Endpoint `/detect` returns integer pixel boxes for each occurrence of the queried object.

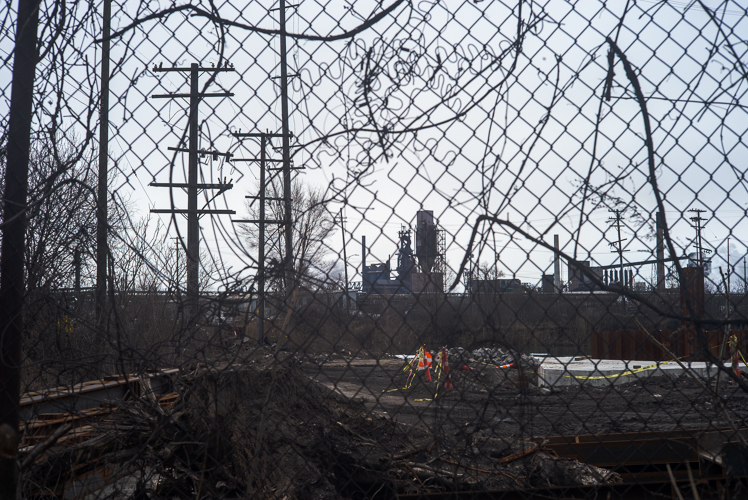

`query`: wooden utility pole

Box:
[608,209,628,286]
[278,0,297,306]
[232,131,292,342]
[96,0,112,326]
[150,63,236,317]
[170,236,181,292]
[656,211,666,292]
[337,208,349,310]
[688,208,711,267]
[553,234,561,292]
[608,209,629,310]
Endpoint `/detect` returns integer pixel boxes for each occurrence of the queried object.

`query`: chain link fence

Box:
[2,0,748,498]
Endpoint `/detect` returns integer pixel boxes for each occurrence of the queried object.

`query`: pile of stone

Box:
[448,346,540,370]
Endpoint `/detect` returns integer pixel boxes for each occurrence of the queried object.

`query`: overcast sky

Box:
[1,0,746,291]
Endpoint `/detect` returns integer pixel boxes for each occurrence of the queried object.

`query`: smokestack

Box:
[553,234,561,292]
[656,211,665,292]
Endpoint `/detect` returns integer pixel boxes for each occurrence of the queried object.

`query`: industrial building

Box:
[469,278,523,294]
[361,210,444,295]
[567,260,605,292]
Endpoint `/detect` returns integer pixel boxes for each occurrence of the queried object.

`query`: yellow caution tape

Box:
[415,356,448,402]
[550,344,748,381]
[721,335,746,371]
[475,360,515,369]
[402,347,424,372]
[538,359,675,381]
[383,378,415,393]
[385,348,423,393]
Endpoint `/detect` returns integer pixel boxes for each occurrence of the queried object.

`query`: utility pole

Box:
[608,209,629,310]
[170,236,181,292]
[74,246,82,294]
[276,0,299,310]
[608,209,629,286]
[656,211,666,292]
[688,208,711,267]
[232,131,292,342]
[336,208,349,310]
[150,62,236,318]
[553,234,561,292]
[96,0,112,327]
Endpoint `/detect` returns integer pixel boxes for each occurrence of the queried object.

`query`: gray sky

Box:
[1,0,746,291]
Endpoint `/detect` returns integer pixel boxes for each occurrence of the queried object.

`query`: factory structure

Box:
[357,210,707,297]
[361,210,445,295]
[563,261,636,292]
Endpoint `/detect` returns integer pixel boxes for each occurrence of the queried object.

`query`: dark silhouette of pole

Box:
[171,236,180,291]
[689,208,710,267]
[553,234,561,292]
[96,0,111,326]
[656,211,666,292]
[279,0,295,303]
[74,247,82,293]
[232,132,291,342]
[339,208,349,310]
[259,137,267,340]
[187,64,200,313]
[1,1,40,497]
[608,209,629,310]
[362,236,367,290]
[150,63,235,318]
[608,209,628,285]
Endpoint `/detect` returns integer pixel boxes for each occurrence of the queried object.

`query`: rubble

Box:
[448,346,540,370]
[21,350,619,499]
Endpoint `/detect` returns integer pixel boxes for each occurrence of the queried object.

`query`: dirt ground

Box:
[23,343,748,499]
[301,355,748,438]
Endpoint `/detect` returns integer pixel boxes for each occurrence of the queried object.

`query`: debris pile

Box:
[448,346,540,370]
[22,350,618,499]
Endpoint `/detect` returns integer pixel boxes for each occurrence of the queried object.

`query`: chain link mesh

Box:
[2,0,748,498]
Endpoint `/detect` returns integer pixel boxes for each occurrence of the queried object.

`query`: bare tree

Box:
[241,179,336,295]
[9,133,98,293]
[477,261,506,281]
